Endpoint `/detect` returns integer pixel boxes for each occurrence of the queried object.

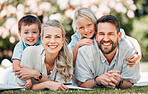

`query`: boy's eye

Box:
[24,32,28,34]
[33,31,38,33]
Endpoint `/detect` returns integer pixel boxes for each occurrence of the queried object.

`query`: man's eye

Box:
[56,36,61,38]
[45,36,50,38]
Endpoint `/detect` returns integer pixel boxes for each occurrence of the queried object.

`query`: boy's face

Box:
[20,23,40,46]
[76,18,95,39]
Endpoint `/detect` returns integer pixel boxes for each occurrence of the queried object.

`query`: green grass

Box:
[1,86,148,94]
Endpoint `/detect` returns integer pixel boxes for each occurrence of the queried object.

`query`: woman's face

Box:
[76,18,95,39]
[41,26,65,54]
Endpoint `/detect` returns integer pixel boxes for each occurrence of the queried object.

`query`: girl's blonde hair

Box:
[41,20,73,82]
[73,7,97,39]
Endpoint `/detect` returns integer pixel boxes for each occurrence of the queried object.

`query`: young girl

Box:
[69,7,141,67]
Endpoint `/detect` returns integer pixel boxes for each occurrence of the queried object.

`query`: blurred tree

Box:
[0,0,144,63]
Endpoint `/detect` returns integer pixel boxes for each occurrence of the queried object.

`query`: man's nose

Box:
[103,34,109,41]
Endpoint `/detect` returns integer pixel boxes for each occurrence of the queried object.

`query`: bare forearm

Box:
[31,82,47,90]
[126,36,141,55]
[120,80,133,89]
[33,71,56,83]
[78,79,96,88]
[72,44,80,67]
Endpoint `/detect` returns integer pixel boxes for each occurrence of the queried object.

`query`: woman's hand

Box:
[126,52,142,67]
[15,66,38,80]
[45,81,68,91]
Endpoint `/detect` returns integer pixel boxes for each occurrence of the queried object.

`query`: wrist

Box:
[94,76,102,87]
[117,79,123,88]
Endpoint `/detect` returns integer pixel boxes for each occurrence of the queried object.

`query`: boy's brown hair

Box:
[18,15,41,34]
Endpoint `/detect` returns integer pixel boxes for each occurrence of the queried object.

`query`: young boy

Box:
[11,15,42,89]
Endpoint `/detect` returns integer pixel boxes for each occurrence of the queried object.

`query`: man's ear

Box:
[62,35,65,43]
[118,32,122,42]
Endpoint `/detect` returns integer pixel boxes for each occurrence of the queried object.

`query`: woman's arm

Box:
[31,81,68,90]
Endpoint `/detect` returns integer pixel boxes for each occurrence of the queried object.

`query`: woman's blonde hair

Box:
[41,20,73,82]
[73,7,97,39]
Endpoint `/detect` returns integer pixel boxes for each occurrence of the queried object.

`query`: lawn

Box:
[1,86,148,94]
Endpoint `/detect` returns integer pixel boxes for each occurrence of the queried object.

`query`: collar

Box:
[93,38,118,65]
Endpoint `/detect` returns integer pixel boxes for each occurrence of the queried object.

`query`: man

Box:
[74,15,140,89]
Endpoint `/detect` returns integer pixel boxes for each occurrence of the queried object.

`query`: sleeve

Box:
[120,40,140,83]
[11,41,23,61]
[74,49,94,83]
[70,32,79,50]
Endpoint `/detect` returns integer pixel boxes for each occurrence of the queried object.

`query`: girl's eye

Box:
[79,27,84,30]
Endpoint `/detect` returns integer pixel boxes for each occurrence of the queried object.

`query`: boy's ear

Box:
[118,32,122,42]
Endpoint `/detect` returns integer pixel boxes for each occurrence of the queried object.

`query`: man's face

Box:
[96,22,121,54]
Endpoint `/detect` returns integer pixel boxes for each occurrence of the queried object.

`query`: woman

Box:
[0,20,73,90]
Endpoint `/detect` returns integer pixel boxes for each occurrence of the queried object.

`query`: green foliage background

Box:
[0,0,148,63]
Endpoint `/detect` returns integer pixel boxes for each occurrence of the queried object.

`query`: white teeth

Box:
[103,43,110,46]
[49,46,57,48]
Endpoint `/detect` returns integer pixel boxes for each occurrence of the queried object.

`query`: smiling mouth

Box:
[27,39,35,42]
[102,43,111,46]
[85,32,92,36]
[48,45,58,49]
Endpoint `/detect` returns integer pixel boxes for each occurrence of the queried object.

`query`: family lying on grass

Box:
[0,7,142,90]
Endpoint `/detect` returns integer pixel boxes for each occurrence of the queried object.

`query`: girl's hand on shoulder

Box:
[126,52,142,67]
[77,38,94,47]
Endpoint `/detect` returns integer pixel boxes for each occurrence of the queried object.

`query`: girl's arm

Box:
[125,36,142,67]
[73,39,94,67]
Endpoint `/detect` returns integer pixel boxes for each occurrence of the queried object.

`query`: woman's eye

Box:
[88,24,92,26]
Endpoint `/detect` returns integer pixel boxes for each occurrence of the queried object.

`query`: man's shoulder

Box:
[119,38,135,51]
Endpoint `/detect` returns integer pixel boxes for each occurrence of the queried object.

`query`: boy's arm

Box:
[13,59,21,72]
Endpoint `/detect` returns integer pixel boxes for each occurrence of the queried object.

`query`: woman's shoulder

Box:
[23,45,43,54]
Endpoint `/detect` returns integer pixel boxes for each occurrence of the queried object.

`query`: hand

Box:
[126,52,141,67]
[96,73,116,88]
[44,81,68,91]
[107,70,121,86]
[13,65,21,74]
[76,38,94,48]
[19,79,32,89]
[15,66,37,80]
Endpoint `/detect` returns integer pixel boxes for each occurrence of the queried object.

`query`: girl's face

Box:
[41,26,65,55]
[76,18,95,39]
